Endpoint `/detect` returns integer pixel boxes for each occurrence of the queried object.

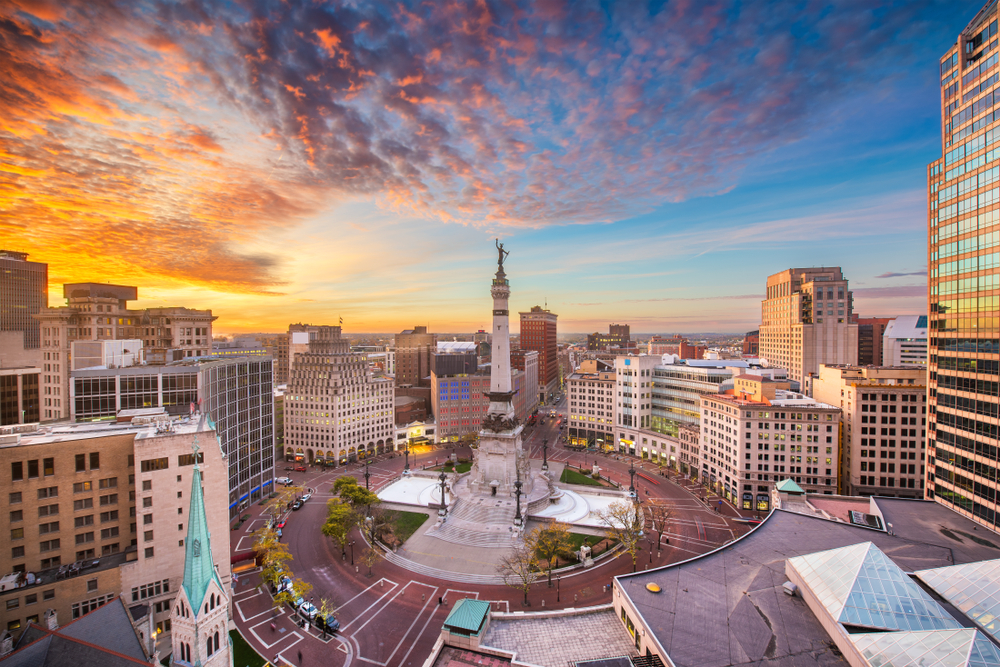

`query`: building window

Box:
[11,462,23,481]
[75,454,85,472]
[144,547,154,558]
[11,546,24,559]
[43,458,54,476]
[89,453,100,470]
[9,492,21,504]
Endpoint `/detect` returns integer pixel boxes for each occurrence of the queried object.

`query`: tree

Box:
[646,501,675,551]
[497,535,540,606]
[533,522,572,588]
[317,597,337,637]
[264,485,304,524]
[366,504,397,545]
[361,545,383,577]
[597,500,644,573]
[340,484,380,509]
[332,476,359,496]
[274,578,312,614]
[322,499,358,558]
[254,527,292,589]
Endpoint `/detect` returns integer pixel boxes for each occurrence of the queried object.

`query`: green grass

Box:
[559,468,605,486]
[229,629,266,667]
[393,511,430,543]
[432,462,472,473]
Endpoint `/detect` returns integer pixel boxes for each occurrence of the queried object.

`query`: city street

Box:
[232,422,751,667]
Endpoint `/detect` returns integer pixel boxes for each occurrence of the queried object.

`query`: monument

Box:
[469,240,535,498]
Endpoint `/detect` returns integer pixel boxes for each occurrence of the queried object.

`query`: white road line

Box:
[337,577,398,611]
[338,581,409,633]
[384,585,440,667]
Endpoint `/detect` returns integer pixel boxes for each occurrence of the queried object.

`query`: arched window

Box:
[213,631,220,653]
[207,636,212,656]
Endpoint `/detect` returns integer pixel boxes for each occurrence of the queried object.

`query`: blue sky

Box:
[0,0,981,332]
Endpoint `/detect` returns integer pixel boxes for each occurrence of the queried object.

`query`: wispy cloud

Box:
[876,271,926,278]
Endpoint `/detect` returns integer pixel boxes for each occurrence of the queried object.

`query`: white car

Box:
[296,599,318,620]
[276,577,293,594]
[301,493,312,503]
[276,477,293,486]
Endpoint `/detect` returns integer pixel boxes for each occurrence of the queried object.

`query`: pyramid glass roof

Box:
[788,542,961,632]
[852,628,1000,667]
[915,559,1000,644]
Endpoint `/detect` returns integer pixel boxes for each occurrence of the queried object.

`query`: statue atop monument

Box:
[496,238,509,268]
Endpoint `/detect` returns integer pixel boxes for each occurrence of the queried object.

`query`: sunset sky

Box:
[1,0,972,334]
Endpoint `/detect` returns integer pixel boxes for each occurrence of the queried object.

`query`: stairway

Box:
[426,495,520,549]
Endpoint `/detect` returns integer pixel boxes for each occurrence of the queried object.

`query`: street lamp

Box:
[438,470,448,517]
[556,575,560,602]
[541,439,549,471]
[629,458,636,496]
[403,442,410,474]
[349,540,355,566]
[514,472,523,527]
[364,460,371,490]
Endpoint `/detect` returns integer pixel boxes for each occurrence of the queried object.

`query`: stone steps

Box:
[382,549,508,585]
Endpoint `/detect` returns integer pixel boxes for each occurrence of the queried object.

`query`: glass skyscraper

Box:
[928,1,1000,532]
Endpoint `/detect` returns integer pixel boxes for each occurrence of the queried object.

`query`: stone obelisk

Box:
[470,240,533,497]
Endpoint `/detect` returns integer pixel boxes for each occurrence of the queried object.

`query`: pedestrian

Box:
[438,596,443,605]
[270,621,276,632]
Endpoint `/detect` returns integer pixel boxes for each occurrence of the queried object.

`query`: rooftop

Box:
[615,500,1000,667]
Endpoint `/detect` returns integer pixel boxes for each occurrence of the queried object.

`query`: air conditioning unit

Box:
[782,581,797,597]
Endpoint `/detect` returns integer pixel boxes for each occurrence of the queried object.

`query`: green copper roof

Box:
[182,438,223,615]
[775,478,805,494]
[443,598,490,635]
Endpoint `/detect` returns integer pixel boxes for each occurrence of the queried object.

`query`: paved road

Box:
[232,438,751,667]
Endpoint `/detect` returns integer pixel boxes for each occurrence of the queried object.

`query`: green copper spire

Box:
[182,436,222,615]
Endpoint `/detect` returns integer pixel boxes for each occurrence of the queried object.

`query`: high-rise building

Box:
[566,361,616,449]
[509,349,539,417]
[284,326,394,466]
[700,375,840,511]
[742,330,759,357]
[0,367,40,426]
[519,306,558,402]
[882,315,928,367]
[759,267,858,388]
[587,323,635,352]
[33,283,215,422]
[0,250,47,350]
[394,325,437,387]
[812,365,927,498]
[928,4,1000,532]
[855,317,892,366]
[69,357,275,518]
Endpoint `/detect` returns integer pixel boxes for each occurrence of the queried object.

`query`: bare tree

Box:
[497,535,540,606]
[646,501,675,552]
[597,500,644,573]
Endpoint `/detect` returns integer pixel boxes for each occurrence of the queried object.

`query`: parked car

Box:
[276,521,287,530]
[291,500,304,511]
[295,465,307,472]
[296,599,318,620]
[276,577,293,594]
[301,493,312,503]
[317,614,340,634]
[284,466,295,471]
[276,477,292,486]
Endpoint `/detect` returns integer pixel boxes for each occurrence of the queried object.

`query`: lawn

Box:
[230,629,266,667]
[559,468,605,487]
[535,533,618,569]
[432,461,472,473]
[393,511,430,543]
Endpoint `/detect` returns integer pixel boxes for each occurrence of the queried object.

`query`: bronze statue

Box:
[496,239,509,267]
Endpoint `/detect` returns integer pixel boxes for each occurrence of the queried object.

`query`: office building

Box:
[648,335,707,360]
[649,359,788,437]
[0,251,47,350]
[0,419,231,653]
[33,283,215,421]
[70,357,275,518]
[509,349,539,418]
[70,339,143,371]
[284,326,394,465]
[394,326,437,387]
[812,365,927,498]
[431,367,534,442]
[882,315,928,366]
[432,342,478,377]
[700,375,840,510]
[856,317,892,366]
[587,323,635,352]
[742,330,759,357]
[566,360,616,449]
[759,267,858,388]
[929,2,1000,532]
[519,306,558,402]
[0,367,40,426]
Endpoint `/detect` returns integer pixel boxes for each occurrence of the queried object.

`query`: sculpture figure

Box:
[496,238,509,267]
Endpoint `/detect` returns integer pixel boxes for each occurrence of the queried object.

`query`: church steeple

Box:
[181,437,223,614]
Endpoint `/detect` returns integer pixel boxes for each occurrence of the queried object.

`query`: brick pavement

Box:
[482,608,638,667]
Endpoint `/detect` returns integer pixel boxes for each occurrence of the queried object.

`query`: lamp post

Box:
[541,439,549,471]
[349,540,355,566]
[364,460,371,491]
[403,442,410,474]
[629,458,636,497]
[438,470,448,517]
[556,575,560,602]
[514,474,523,527]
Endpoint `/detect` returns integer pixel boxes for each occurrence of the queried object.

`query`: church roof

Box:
[182,436,223,614]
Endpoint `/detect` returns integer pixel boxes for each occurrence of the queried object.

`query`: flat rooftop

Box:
[0,415,211,448]
[616,501,1000,667]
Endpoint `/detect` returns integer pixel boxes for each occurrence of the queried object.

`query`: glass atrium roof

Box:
[916,560,1000,644]
[853,628,1000,667]
[787,542,961,632]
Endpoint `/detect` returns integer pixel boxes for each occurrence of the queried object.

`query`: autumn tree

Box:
[264,484,304,524]
[361,545,383,578]
[274,578,312,613]
[254,527,292,589]
[646,501,675,552]
[597,500,644,573]
[317,597,338,637]
[322,499,359,558]
[497,534,540,606]
[533,522,572,587]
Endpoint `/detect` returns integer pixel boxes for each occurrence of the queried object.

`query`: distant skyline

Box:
[3,1,969,333]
